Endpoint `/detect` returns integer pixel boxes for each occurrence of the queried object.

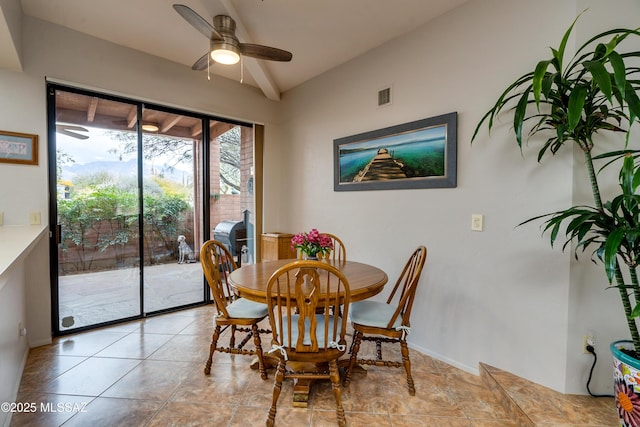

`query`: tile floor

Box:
[10,306,618,426]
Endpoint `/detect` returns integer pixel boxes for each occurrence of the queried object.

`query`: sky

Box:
[56,126,193,180]
[341,124,447,151]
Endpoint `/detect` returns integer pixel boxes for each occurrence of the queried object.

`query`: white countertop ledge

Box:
[0,225,48,283]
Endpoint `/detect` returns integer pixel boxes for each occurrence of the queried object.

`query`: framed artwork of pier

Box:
[0,130,38,165]
[333,112,457,191]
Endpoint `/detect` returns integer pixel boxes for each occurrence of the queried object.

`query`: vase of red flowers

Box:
[291,229,333,260]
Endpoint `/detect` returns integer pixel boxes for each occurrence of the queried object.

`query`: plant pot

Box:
[611,340,640,426]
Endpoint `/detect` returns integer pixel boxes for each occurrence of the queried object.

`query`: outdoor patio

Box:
[58,261,206,330]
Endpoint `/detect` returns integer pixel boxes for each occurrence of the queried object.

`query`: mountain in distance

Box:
[61,158,193,184]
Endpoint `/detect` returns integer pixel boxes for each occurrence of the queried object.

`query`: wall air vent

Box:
[378,87,392,107]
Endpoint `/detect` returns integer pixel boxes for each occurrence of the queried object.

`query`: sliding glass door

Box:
[49,84,257,334]
[53,91,143,330]
[139,107,204,313]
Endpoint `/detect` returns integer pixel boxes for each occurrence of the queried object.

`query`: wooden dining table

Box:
[228,258,388,407]
[229,258,388,303]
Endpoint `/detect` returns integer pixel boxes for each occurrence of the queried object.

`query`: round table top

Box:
[229,259,388,303]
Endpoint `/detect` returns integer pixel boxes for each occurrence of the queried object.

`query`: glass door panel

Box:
[209,124,255,266]
[141,108,205,312]
[55,91,141,331]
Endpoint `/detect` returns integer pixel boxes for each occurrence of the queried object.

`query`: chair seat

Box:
[349,300,401,329]
[278,314,344,349]
[226,298,268,319]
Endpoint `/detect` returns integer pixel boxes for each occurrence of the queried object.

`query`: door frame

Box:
[47,82,261,336]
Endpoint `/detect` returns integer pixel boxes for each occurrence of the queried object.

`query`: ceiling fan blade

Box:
[57,124,88,132]
[173,4,223,41]
[240,43,293,62]
[57,129,89,140]
[192,53,210,71]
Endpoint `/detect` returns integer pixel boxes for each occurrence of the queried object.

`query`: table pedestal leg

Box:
[292,378,312,407]
[249,356,368,408]
[251,359,314,407]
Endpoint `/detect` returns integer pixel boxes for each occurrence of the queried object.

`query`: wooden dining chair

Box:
[265,260,351,427]
[322,233,346,263]
[200,239,269,379]
[344,245,427,395]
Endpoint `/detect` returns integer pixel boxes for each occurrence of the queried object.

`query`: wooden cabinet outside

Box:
[261,233,297,261]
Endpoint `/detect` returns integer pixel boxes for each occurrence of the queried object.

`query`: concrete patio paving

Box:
[58,261,206,331]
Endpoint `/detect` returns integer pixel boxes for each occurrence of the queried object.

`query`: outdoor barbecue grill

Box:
[213,220,247,265]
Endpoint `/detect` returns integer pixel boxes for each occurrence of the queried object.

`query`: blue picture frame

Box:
[333,112,457,191]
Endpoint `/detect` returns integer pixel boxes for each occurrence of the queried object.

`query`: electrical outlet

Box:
[582,336,590,353]
[583,334,596,353]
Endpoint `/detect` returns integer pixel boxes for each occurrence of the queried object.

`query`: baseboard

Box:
[408,342,478,376]
[3,345,30,427]
[28,337,53,348]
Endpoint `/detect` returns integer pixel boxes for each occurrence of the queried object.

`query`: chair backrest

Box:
[266,260,351,354]
[200,239,238,318]
[384,246,427,330]
[322,233,346,263]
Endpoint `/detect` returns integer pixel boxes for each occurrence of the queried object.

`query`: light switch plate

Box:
[29,211,41,225]
[471,214,483,231]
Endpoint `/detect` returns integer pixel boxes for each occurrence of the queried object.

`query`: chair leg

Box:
[204,325,222,375]
[252,323,268,380]
[330,360,346,427]
[343,330,363,387]
[266,359,285,427]
[230,325,236,348]
[400,338,415,396]
[347,330,357,354]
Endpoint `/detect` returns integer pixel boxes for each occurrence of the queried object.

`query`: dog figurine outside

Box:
[177,235,196,264]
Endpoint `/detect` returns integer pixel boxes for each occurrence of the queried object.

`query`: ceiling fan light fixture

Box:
[141,123,159,132]
[210,42,240,65]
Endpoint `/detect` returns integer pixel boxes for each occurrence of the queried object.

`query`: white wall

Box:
[0,261,28,427]
[0,0,23,70]
[272,0,640,394]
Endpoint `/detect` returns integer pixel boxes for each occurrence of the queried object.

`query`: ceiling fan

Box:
[173,4,292,70]
[56,124,89,140]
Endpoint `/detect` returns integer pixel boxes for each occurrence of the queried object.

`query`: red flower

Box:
[291,229,333,258]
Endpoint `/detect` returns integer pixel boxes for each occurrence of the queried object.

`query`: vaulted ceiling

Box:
[5,0,469,100]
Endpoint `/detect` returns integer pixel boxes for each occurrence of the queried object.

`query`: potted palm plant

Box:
[472,14,640,425]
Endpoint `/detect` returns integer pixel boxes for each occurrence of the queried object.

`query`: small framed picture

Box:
[0,130,39,165]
